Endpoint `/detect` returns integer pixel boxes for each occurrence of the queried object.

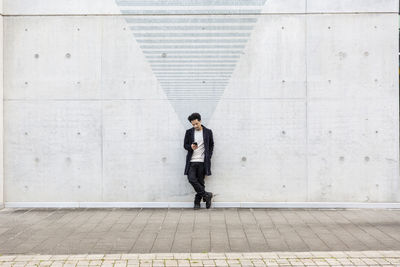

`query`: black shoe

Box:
[202,192,210,202]
[204,192,213,209]
[194,203,200,210]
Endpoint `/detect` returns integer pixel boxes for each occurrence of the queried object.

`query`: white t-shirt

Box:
[190,128,205,162]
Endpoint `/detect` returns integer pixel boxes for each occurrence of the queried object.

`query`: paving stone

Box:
[190,253,209,259]
[225,253,243,259]
[213,259,228,266]
[206,253,226,259]
[165,259,178,266]
[177,259,190,266]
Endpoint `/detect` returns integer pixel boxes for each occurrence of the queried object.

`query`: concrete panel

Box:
[307,0,398,13]
[101,99,190,202]
[207,99,307,202]
[307,14,398,100]
[0,15,3,206]
[226,14,306,99]
[3,0,305,15]
[4,101,103,202]
[307,98,399,202]
[260,0,305,14]
[3,0,121,15]
[307,13,400,202]
[4,16,103,100]
[101,17,163,100]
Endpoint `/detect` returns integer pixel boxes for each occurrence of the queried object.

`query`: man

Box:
[183,112,214,210]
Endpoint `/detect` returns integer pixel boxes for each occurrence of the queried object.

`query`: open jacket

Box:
[183,125,214,176]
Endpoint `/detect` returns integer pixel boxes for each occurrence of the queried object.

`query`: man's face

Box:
[190,119,202,130]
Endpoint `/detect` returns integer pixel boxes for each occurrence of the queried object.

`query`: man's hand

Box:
[191,144,198,150]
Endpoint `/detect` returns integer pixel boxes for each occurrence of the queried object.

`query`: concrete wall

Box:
[0,0,3,208]
[2,0,399,207]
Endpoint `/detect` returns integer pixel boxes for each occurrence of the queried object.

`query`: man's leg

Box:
[197,163,213,208]
[196,163,207,200]
[195,162,206,202]
[187,162,206,205]
[197,163,205,188]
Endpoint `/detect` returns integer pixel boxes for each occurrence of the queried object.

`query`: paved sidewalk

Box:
[1,251,400,266]
[0,208,400,255]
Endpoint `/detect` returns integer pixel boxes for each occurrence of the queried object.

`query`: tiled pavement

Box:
[0,208,400,254]
[1,208,400,266]
[0,251,400,266]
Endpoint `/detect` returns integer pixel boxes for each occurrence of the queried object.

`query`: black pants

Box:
[187,161,207,203]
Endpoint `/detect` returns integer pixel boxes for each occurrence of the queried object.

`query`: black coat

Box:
[183,125,214,176]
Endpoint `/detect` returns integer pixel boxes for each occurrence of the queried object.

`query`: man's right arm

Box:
[183,131,193,151]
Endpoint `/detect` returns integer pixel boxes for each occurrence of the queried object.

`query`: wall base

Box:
[4,202,400,209]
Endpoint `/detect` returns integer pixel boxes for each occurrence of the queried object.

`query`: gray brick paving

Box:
[0,208,399,255]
